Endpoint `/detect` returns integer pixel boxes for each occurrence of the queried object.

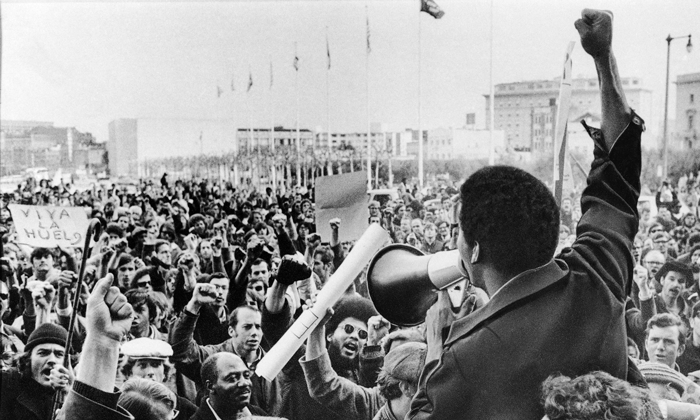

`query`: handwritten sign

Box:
[8,204,89,248]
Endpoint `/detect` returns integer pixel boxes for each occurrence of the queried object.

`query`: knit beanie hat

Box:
[637,361,687,396]
[25,323,68,353]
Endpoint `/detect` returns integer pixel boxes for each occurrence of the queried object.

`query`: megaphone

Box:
[367,244,467,326]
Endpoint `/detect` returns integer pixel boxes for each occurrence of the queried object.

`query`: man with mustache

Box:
[264,277,378,420]
[652,261,694,327]
[0,323,71,420]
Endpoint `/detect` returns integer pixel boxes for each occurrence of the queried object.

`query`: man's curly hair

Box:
[542,371,661,420]
[459,166,559,276]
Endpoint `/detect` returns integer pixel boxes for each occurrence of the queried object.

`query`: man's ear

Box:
[679,343,686,357]
[206,380,215,394]
[228,326,235,338]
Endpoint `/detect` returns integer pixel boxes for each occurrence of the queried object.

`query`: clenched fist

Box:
[575,9,613,58]
[86,274,134,343]
[276,254,312,285]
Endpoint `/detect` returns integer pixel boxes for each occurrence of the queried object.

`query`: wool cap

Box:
[25,323,68,353]
[637,361,687,396]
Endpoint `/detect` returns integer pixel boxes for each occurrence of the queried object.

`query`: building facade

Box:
[484,76,653,152]
[1,120,105,177]
[427,127,505,160]
[675,72,700,149]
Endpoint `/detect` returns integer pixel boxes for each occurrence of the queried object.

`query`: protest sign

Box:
[8,204,89,248]
[315,172,370,242]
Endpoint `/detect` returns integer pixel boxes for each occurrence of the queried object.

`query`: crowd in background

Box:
[0,166,699,420]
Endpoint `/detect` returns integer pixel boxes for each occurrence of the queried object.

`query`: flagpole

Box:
[233,85,239,187]
[418,11,424,188]
[366,5,372,190]
[270,57,276,189]
[488,0,495,166]
[248,90,253,189]
[326,26,332,177]
[295,47,301,188]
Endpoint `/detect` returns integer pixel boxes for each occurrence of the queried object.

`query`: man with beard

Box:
[263,274,379,420]
[410,9,648,419]
[191,352,283,420]
[651,261,694,329]
[0,323,71,420]
[169,283,274,413]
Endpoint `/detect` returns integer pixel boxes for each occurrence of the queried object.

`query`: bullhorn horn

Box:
[367,244,466,326]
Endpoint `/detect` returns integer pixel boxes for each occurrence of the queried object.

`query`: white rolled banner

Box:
[255,223,389,381]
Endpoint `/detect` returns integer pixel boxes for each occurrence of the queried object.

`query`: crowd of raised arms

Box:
[2,8,700,420]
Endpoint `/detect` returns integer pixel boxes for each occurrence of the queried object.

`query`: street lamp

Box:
[663,33,692,179]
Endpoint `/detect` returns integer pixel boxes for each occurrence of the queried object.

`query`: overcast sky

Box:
[2,0,698,144]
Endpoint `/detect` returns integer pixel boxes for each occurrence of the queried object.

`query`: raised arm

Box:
[566,8,644,301]
[61,274,133,419]
[575,9,631,148]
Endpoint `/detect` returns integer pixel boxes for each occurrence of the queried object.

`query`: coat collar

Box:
[16,376,55,420]
[445,259,569,346]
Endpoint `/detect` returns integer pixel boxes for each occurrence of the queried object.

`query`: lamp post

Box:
[663,33,692,179]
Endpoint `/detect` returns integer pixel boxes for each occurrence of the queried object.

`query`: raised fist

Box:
[574,9,613,58]
[329,218,341,230]
[86,274,134,342]
[192,283,219,304]
[367,315,391,346]
[27,281,55,310]
[276,254,312,285]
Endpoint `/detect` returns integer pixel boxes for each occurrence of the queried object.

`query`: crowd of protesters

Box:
[2,8,700,420]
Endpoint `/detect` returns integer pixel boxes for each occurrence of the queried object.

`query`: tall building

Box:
[484,77,653,152]
[675,72,700,149]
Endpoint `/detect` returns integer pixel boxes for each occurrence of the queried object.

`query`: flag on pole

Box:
[293,47,299,71]
[247,71,253,92]
[366,10,371,54]
[420,0,445,19]
[217,85,223,98]
[553,41,575,205]
[326,33,331,70]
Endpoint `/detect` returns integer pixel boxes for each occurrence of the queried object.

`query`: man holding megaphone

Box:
[408,9,646,419]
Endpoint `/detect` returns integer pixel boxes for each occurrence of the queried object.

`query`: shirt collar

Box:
[206,398,251,420]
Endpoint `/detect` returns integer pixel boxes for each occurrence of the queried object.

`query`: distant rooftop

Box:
[677,72,700,84]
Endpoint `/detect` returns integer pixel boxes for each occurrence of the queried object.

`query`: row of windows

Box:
[497,79,638,92]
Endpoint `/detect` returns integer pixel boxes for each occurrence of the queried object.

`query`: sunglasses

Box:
[136,281,151,287]
[342,324,368,340]
[0,293,8,300]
